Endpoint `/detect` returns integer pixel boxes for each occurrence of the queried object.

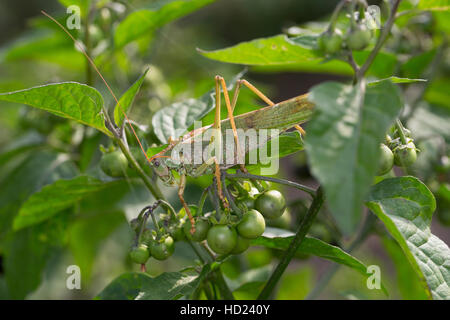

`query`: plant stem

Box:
[226,172,316,197]
[200,241,216,261]
[356,0,401,80]
[221,172,242,216]
[305,213,376,299]
[257,187,324,300]
[197,187,209,216]
[150,211,161,237]
[209,182,222,219]
[395,119,408,144]
[115,138,164,199]
[214,269,235,300]
[187,240,206,264]
[328,0,349,32]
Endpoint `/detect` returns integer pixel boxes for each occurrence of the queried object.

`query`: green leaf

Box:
[0,132,45,168]
[381,236,429,300]
[114,0,215,48]
[4,212,71,299]
[408,105,450,142]
[366,176,450,300]
[3,33,84,70]
[114,69,149,127]
[401,49,436,79]
[244,131,305,173]
[368,77,427,86]
[276,268,314,300]
[69,210,127,283]
[96,265,210,300]
[418,0,450,11]
[253,235,389,296]
[146,144,169,158]
[152,70,245,144]
[0,82,111,136]
[230,265,271,299]
[265,131,304,160]
[305,80,403,233]
[199,35,397,78]
[199,35,317,65]
[425,78,450,109]
[0,151,77,243]
[252,236,368,275]
[58,0,91,17]
[13,176,121,230]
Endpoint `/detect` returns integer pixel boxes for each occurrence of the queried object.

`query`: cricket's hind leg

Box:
[216,76,277,174]
[235,79,306,136]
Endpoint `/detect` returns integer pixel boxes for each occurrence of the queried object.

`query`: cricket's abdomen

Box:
[167,93,314,172]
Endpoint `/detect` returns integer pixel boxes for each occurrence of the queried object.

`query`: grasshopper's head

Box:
[149,156,175,185]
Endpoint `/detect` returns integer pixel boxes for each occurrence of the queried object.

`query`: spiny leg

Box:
[178,173,196,234]
[217,76,246,174]
[226,78,277,174]
[211,76,229,209]
[239,79,307,137]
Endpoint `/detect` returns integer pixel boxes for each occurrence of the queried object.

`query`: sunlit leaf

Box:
[381,236,429,300]
[305,80,403,233]
[252,236,368,275]
[114,69,149,127]
[199,34,397,78]
[368,77,426,86]
[0,82,111,136]
[418,0,450,11]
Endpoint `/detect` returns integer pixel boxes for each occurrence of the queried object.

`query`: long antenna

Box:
[41,10,165,164]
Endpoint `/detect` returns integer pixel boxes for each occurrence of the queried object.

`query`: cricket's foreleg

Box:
[178,173,195,234]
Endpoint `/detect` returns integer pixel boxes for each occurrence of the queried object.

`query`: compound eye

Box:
[153,160,160,167]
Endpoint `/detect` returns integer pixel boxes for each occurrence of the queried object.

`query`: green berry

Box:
[207,225,237,255]
[318,31,343,54]
[150,236,175,260]
[346,27,372,51]
[183,218,210,242]
[393,142,417,167]
[255,190,286,219]
[237,209,266,239]
[129,244,149,264]
[100,150,128,177]
[268,208,292,229]
[377,144,394,175]
[231,235,251,255]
